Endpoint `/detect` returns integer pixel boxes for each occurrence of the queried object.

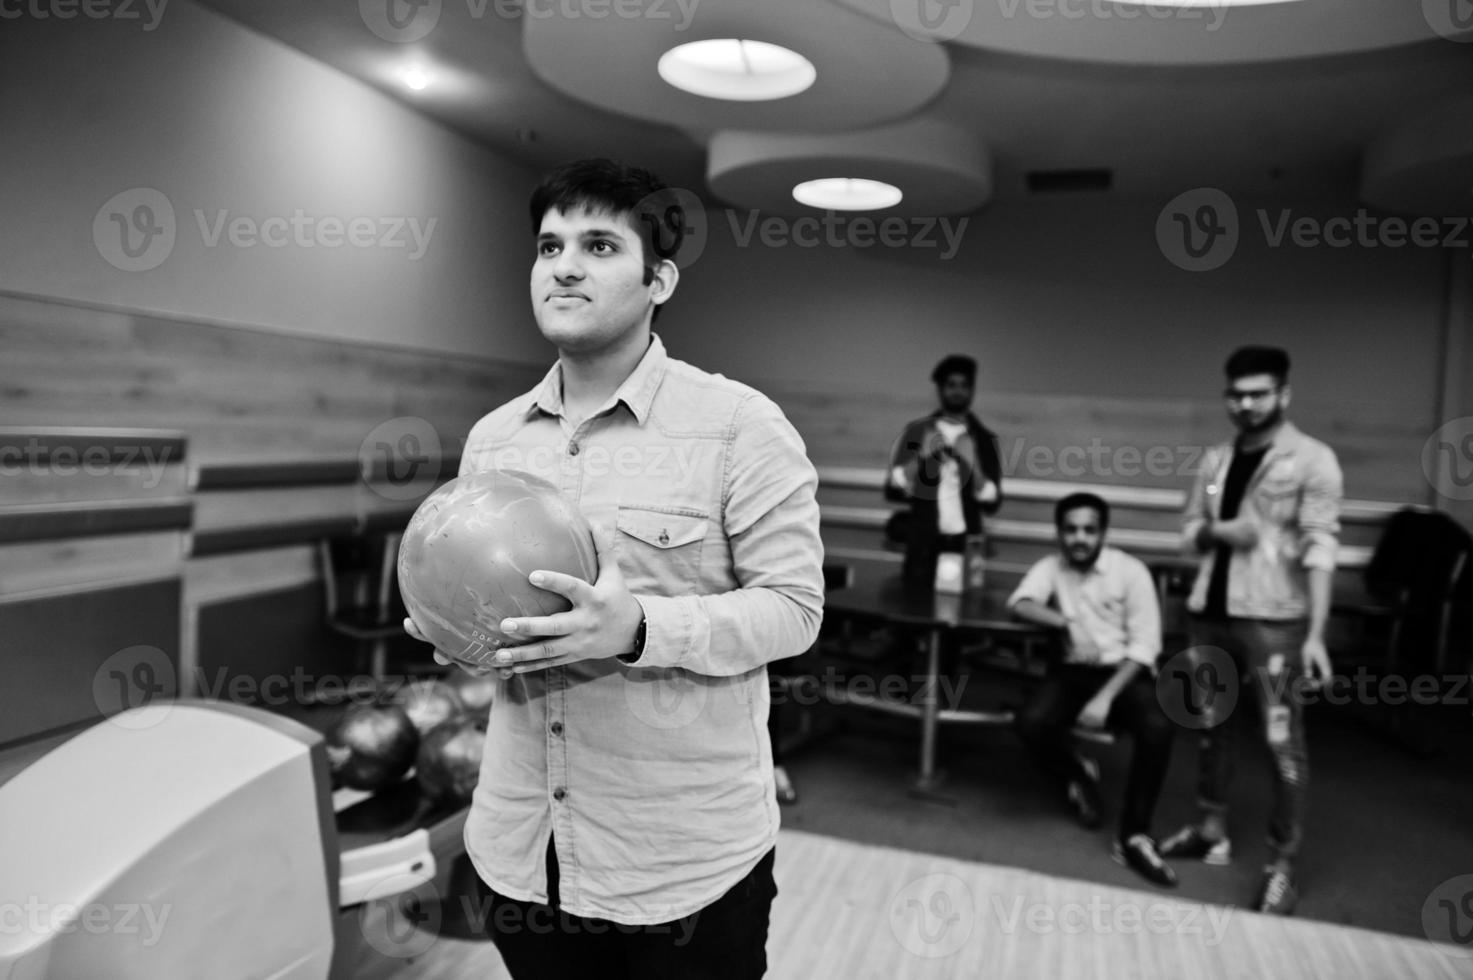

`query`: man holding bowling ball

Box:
[403,158,824,978]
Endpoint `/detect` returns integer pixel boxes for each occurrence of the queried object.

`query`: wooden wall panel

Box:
[0,291,542,465]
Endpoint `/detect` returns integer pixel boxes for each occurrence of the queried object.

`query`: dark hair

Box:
[1224,346,1290,383]
[529,158,684,275]
[1054,492,1109,531]
[931,354,977,386]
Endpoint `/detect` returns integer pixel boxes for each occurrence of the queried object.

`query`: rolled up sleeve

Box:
[1299,448,1343,572]
[631,394,824,676]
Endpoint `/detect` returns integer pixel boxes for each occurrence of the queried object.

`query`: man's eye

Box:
[590,240,616,254]
[538,242,560,256]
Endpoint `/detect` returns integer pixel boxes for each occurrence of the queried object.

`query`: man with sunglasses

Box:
[1159,346,1342,915]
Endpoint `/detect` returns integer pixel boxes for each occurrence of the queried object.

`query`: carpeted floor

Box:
[775,691,1473,943]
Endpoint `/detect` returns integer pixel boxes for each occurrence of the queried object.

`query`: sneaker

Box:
[1158,824,1232,866]
[1254,866,1298,915]
[1113,834,1178,888]
[1065,774,1104,829]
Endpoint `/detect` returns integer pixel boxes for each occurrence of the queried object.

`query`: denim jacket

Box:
[1183,422,1343,620]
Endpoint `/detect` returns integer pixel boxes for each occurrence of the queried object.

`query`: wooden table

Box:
[821,569,1052,795]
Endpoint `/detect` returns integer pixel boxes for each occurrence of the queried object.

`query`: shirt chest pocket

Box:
[616,505,710,594]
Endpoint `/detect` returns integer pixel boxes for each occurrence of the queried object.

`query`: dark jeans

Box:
[1190,617,1310,861]
[487,839,777,980]
[1015,663,1176,841]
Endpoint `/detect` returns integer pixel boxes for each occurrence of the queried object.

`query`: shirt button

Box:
[568,442,580,456]
[553,787,567,801]
[550,721,564,736]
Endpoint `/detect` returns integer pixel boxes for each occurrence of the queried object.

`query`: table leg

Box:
[913,627,947,795]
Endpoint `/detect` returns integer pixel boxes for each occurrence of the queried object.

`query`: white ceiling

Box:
[192,0,1473,210]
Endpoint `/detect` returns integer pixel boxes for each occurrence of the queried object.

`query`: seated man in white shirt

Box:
[1008,492,1178,887]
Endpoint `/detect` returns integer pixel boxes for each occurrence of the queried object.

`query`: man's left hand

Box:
[490,524,645,674]
[1302,635,1332,686]
[1076,693,1113,730]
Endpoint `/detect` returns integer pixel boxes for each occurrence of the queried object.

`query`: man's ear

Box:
[1279,383,1293,410]
[648,257,679,307]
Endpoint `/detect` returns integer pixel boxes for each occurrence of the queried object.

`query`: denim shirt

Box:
[457,335,824,924]
[1183,422,1343,620]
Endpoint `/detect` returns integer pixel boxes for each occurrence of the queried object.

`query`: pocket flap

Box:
[617,507,708,549]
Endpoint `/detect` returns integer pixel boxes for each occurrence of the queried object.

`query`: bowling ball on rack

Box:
[324,703,420,792]
[390,679,465,736]
[416,717,487,806]
[398,469,599,669]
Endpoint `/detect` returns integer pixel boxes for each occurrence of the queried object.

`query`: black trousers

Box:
[487,839,778,980]
[1014,664,1175,840]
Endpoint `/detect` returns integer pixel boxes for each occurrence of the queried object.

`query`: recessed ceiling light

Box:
[402,66,429,91]
[657,39,816,102]
[792,178,903,211]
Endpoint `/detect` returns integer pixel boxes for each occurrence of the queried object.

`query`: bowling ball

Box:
[391,679,465,736]
[417,718,487,806]
[325,703,420,792]
[398,469,599,668]
[444,669,496,715]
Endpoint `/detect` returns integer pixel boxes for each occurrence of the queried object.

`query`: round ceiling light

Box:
[657,38,816,101]
[792,178,903,211]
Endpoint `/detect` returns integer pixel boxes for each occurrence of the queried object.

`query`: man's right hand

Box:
[1209,518,1260,551]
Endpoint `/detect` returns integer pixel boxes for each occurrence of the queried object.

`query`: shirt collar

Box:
[526,333,668,426]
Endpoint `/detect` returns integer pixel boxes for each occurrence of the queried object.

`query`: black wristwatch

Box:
[618,613,647,665]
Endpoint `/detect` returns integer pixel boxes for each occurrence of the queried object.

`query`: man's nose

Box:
[552,250,584,280]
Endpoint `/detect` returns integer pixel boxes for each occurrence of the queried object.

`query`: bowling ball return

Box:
[0,698,493,980]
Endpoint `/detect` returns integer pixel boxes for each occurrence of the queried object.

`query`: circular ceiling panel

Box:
[523,0,950,132]
[708,120,992,217]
